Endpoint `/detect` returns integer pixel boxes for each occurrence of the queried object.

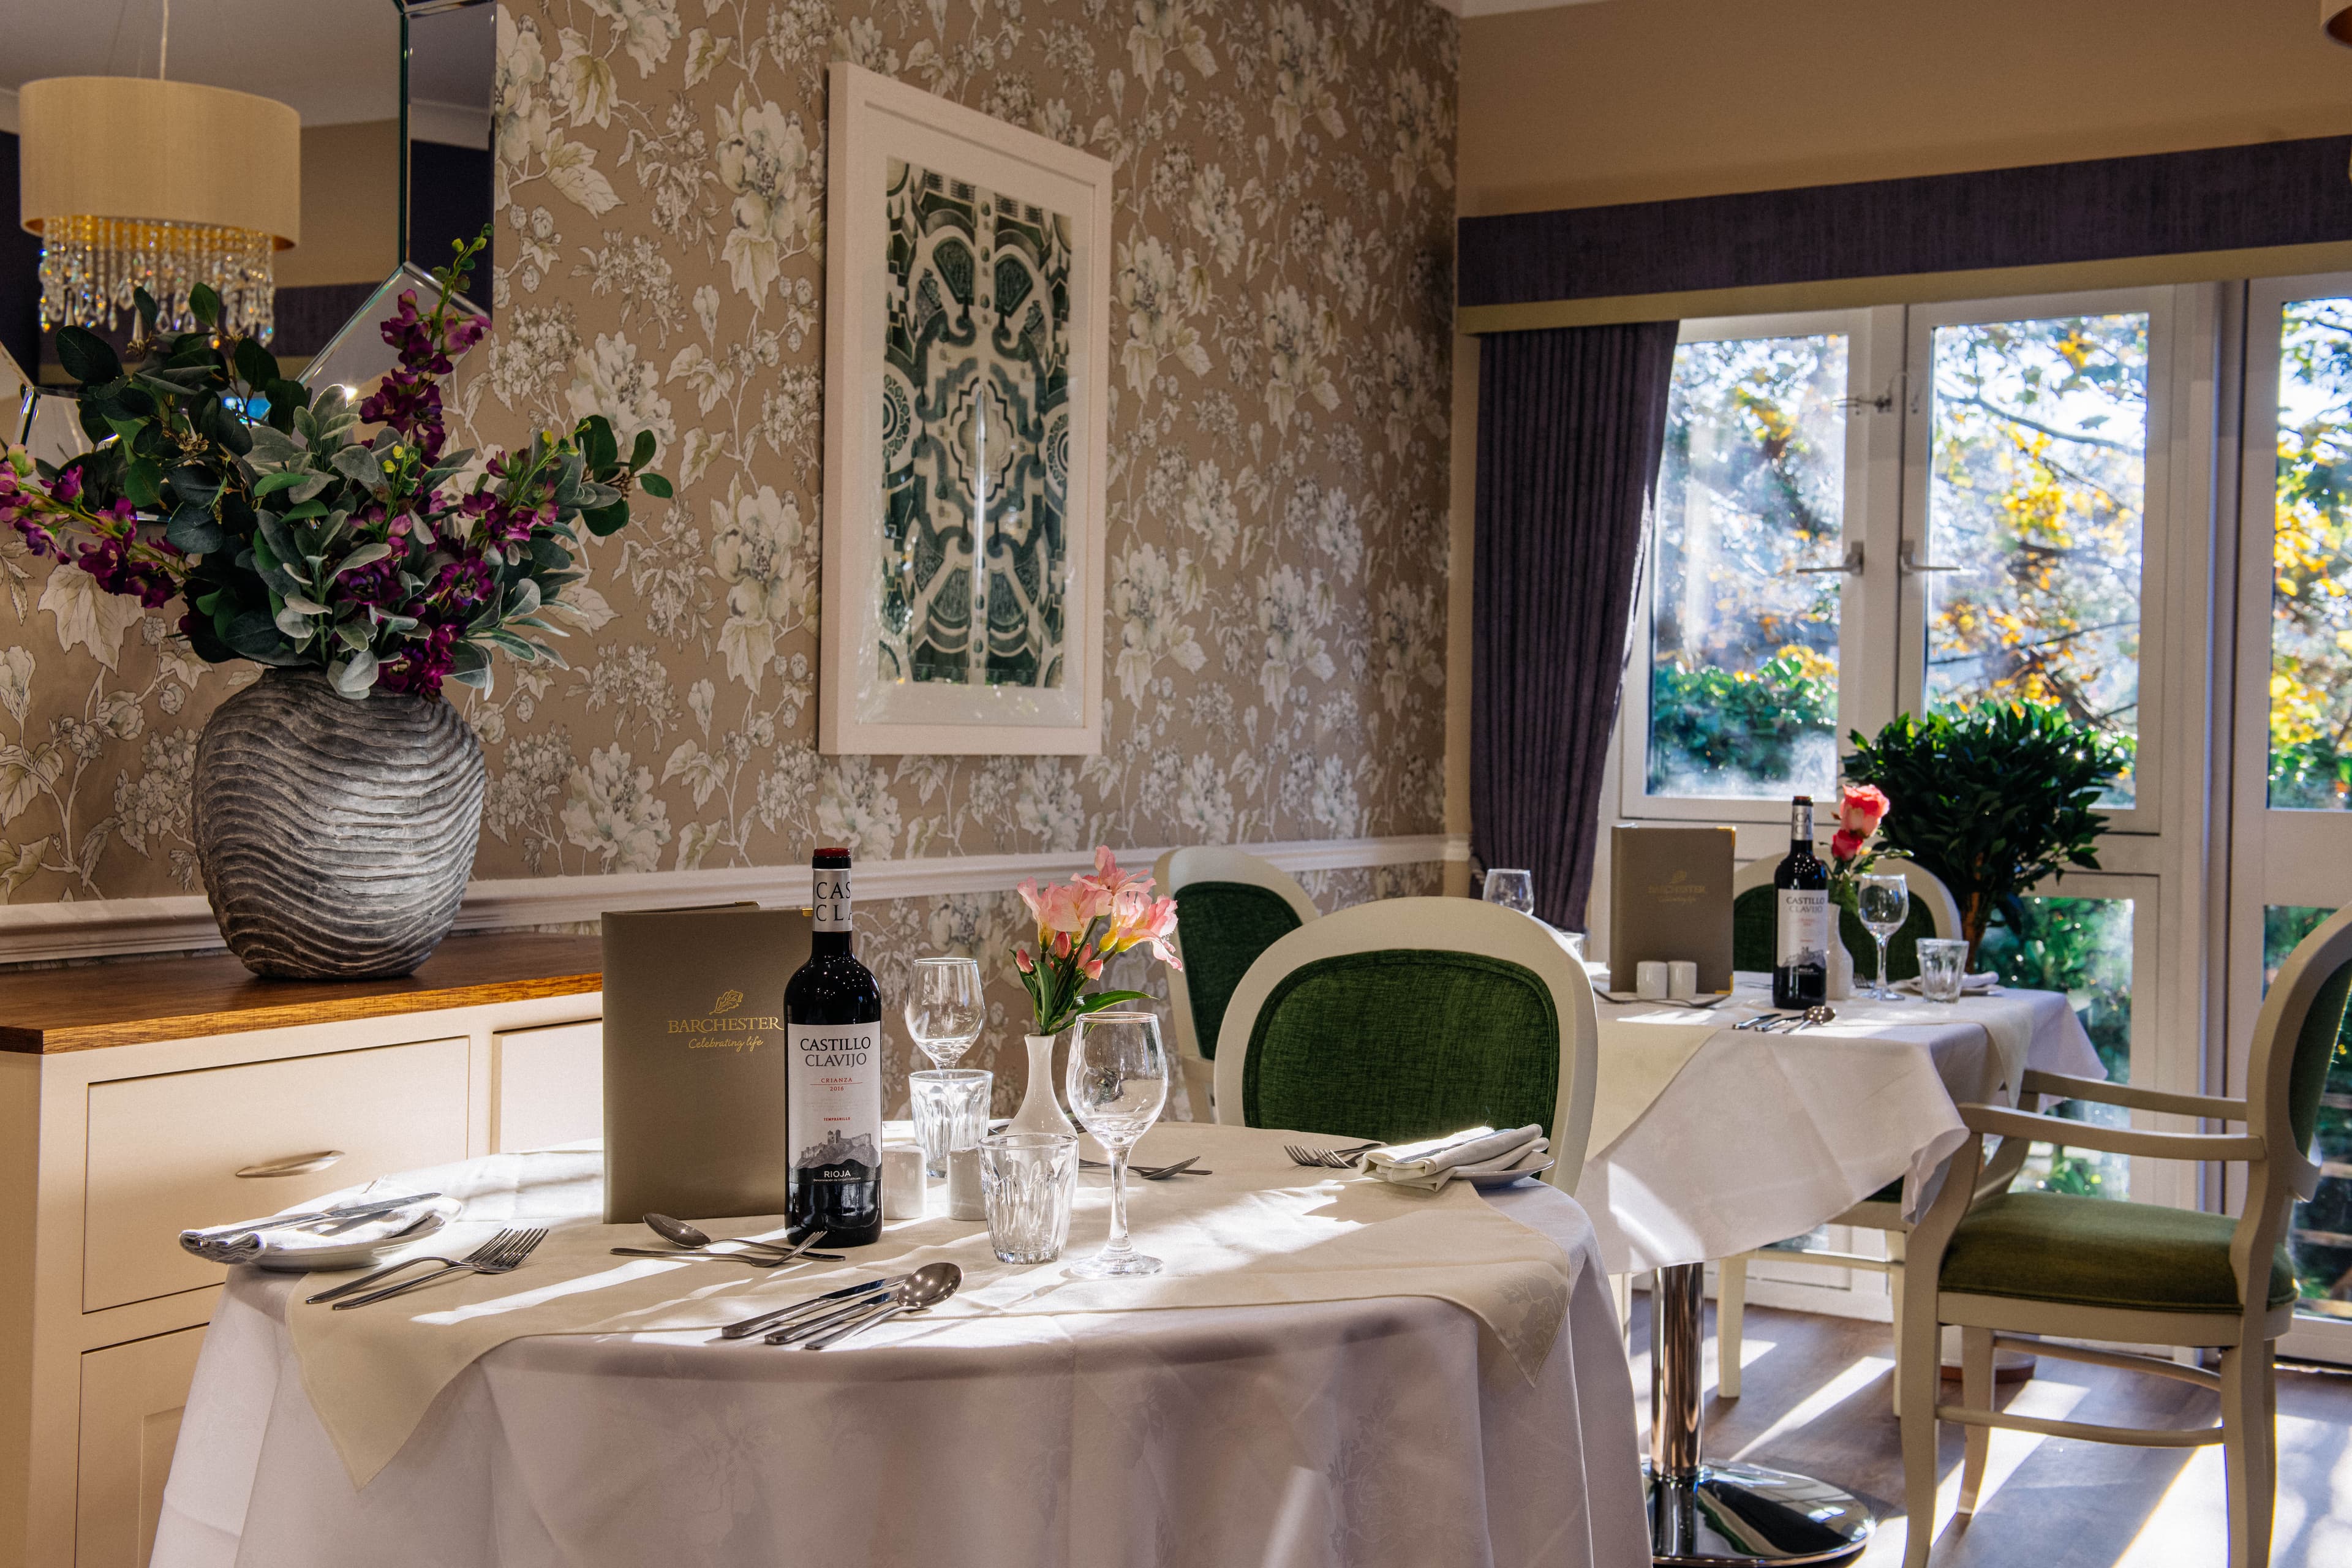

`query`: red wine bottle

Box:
[784,848,883,1245]
[1773,796,1830,1011]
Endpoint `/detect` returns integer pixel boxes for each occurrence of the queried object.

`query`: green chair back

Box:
[2288,956,2352,1155]
[1172,881,1308,1061]
[1239,949,1561,1144]
[1733,884,1939,982]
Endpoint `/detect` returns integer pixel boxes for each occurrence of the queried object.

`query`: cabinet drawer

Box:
[84,1039,470,1312]
[494,1020,603,1152]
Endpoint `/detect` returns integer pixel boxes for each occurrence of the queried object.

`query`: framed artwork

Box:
[820,62,1112,755]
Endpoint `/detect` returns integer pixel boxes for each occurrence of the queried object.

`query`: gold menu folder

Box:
[1607,824,1735,993]
[601,903,813,1223]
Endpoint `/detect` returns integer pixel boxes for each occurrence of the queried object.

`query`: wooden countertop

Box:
[0,932,603,1054]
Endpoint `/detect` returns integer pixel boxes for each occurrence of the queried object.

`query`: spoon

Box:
[609,1245,846,1265]
[766,1262,961,1346]
[797,1262,964,1350]
[646,1214,815,1259]
[717,1275,899,1340]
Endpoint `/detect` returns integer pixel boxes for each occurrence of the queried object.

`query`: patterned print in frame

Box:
[822,61,1109,756]
[880,160,1072,696]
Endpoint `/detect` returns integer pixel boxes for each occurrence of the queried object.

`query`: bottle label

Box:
[788,1020,881,1185]
[1777,889,1831,969]
[812,866,851,932]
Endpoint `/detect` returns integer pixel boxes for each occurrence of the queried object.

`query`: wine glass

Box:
[905,956,986,1069]
[1064,1010,1170,1278]
[1855,873,1910,1001]
[1482,868,1535,916]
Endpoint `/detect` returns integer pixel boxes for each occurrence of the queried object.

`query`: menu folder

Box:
[601,902,812,1222]
[1607,824,1736,994]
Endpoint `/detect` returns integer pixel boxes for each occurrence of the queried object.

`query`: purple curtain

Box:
[1472,322,1679,930]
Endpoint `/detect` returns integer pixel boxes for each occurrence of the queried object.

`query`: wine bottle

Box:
[784,847,884,1246]
[1773,796,1831,1011]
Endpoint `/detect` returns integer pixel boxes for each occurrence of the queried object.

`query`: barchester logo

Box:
[668,986,780,1051]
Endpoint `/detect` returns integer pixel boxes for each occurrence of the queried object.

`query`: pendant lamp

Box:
[15,6,300,344]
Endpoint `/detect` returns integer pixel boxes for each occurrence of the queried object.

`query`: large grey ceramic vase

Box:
[194,669,487,979]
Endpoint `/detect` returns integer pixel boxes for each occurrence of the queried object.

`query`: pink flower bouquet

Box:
[1012,847,1183,1036]
[1828,782,1892,885]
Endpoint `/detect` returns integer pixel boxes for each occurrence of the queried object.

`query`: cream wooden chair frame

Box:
[1153,847,1321,1122]
[1716,854,1967,1403]
[1213,897,1600,1193]
[1896,906,2352,1568]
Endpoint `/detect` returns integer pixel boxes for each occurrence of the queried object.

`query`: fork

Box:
[327,1228,548,1309]
[1283,1140,1381,1169]
[1079,1155,1209,1180]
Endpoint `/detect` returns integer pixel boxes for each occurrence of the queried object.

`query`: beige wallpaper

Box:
[0,0,1457,1101]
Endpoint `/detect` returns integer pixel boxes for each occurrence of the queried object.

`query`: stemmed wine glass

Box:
[1855,873,1910,1001]
[1064,1011,1170,1278]
[1482,869,1535,916]
[905,956,986,1069]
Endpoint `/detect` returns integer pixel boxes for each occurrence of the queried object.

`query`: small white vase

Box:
[1008,1031,1078,1138]
[1828,940,1855,1001]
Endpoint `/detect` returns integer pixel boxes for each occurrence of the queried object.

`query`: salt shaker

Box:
[881,1142,928,1221]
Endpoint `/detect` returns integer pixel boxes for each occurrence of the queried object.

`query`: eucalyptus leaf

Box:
[164,505,225,555]
[638,472,673,499]
[53,327,121,386]
[328,650,379,697]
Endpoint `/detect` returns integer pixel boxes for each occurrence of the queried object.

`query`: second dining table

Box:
[1580,972,2106,1566]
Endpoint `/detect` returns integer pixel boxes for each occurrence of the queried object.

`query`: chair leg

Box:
[1717,1256,1747,1399]
[2220,1341,2277,1568]
[1888,1232,1907,1418]
[1897,1293,1943,1568]
[1956,1327,1993,1515]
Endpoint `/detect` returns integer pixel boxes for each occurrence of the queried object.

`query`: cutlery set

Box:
[1734,1005,1839,1033]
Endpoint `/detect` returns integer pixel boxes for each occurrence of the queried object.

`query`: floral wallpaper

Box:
[0,0,1458,1100]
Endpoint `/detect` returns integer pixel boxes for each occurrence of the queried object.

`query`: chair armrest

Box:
[2018,1069,2249,1124]
[1958,1103,2266,1163]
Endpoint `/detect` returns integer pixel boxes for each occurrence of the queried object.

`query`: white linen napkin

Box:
[180,1199,447,1265]
[1894,973,2000,996]
[1363,1125,1548,1191]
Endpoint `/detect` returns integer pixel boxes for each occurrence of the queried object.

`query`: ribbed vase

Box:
[194,669,486,979]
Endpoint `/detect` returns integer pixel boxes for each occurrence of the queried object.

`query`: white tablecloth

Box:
[1575,978,2104,1272]
[154,1168,1646,1568]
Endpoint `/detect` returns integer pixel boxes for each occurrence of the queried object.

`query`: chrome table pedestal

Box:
[1644,1264,1873,1566]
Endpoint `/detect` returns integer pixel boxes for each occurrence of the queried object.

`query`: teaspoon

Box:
[646,1214,814,1258]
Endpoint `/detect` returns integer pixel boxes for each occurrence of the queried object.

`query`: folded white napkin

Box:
[1894,973,2000,996]
[179,1199,445,1265]
[1363,1125,1548,1191]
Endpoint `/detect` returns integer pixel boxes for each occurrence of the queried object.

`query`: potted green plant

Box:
[1842,701,2127,962]
[0,235,666,978]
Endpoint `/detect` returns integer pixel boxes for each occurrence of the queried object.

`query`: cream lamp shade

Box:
[17,77,300,342]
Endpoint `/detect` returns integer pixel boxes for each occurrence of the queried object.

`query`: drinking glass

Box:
[1855,873,1910,1000]
[909,1067,992,1178]
[979,1133,1078,1263]
[1482,869,1535,916]
[1064,1010,1170,1278]
[905,956,986,1069]
[1916,938,1970,1004]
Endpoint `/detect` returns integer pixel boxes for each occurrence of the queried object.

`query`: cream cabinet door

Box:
[77,1327,205,1568]
[494,1020,603,1152]
[84,1038,472,1311]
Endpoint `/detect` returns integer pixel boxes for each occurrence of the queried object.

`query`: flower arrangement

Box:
[1012,847,1183,1036]
[0,233,665,701]
[1825,782,1891,891]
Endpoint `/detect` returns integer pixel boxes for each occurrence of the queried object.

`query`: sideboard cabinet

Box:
[0,934,606,1568]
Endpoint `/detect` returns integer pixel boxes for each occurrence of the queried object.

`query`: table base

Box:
[1644,1461,1873,1566]
[1647,1263,1872,1566]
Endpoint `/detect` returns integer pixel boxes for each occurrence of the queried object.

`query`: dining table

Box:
[151,1120,1651,1568]
[1579,973,2106,1566]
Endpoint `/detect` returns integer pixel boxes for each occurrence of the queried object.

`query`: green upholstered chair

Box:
[1897,905,2352,1568]
[1716,852,1970,1404]
[1153,848,1321,1120]
[1212,897,1599,1193]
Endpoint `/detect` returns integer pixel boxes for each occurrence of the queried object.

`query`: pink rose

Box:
[1830,827,1866,862]
[1838,784,1891,837]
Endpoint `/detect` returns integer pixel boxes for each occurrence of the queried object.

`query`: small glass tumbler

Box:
[979,1132,1079,1264]
[910,1068,993,1178]
[1916,938,1970,1004]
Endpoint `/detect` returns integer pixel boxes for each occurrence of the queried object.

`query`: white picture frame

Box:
[820,61,1112,756]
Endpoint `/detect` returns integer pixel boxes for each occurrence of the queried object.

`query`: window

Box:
[1646,331,1849,801]
[2270,299,2352,812]
[1981,893,2136,1199]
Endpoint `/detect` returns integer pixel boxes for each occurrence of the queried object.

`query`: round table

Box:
[1579,980,2105,1566]
[153,1145,1649,1568]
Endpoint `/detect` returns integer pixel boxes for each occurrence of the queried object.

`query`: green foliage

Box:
[1646,650,1838,793]
[1844,700,2128,952]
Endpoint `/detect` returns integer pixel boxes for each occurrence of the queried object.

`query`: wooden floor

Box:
[1627,1297,2352,1567]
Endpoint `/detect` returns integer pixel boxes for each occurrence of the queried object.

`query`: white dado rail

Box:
[0,834,1471,964]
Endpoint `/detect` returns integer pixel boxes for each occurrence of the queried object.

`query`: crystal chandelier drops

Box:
[37,214,279,342]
